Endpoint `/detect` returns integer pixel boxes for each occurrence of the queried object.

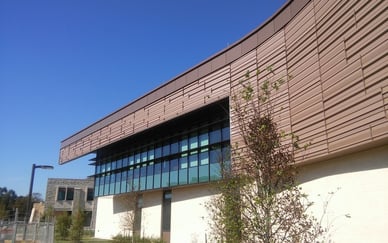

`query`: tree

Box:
[70,209,85,243]
[118,190,142,238]
[55,212,72,240]
[207,67,323,242]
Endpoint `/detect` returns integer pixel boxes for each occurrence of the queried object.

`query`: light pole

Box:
[26,163,54,223]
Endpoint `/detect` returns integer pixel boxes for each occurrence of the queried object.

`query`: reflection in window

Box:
[94,119,230,196]
[199,150,209,182]
[140,166,147,191]
[57,187,66,201]
[146,163,154,190]
[171,140,179,154]
[179,156,188,185]
[199,130,209,147]
[121,171,127,193]
[129,154,135,166]
[189,154,198,184]
[127,170,133,192]
[135,153,141,164]
[162,161,170,188]
[222,126,230,141]
[133,167,140,191]
[110,173,116,194]
[189,133,198,149]
[163,144,170,157]
[210,146,222,181]
[141,151,147,162]
[155,146,162,159]
[170,159,178,186]
[148,148,155,160]
[209,127,221,144]
[180,136,188,152]
[66,188,74,201]
[115,172,121,194]
[154,163,161,189]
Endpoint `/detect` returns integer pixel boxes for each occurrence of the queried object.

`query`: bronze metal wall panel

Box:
[59,0,388,164]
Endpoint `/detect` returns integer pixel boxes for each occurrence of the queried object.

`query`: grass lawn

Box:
[55,236,112,243]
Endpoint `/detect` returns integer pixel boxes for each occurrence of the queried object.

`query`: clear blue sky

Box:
[0,0,286,198]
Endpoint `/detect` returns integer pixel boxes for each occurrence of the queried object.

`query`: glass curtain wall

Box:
[94,100,230,197]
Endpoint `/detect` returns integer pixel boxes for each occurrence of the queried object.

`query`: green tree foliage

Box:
[70,209,85,243]
[0,187,43,222]
[207,67,323,242]
[55,212,72,240]
[41,205,54,223]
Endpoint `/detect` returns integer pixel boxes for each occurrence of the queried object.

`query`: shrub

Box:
[55,212,71,240]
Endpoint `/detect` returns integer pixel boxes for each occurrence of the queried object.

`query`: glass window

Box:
[66,188,74,201]
[135,152,141,164]
[148,147,155,160]
[189,154,198,184]
[199,130,209,147]
[127,170,134,192]
[189,133,198,149]
[96,164,101,174]
[104,175,110,195]
[170,159,178,186]
[94,178,99,197]
[110,173,116,194]
[210,145,222,180]
[189,153,198,167]
[111,160,117,171]
[171,140,179,154]
[209,127,222,144]
[141,150,147,162]
[115,172,121,194]
[163,144,170,157]
[155,146,162,159]
[140,166,147,190]
[57,187,66,201]
[199,149,209,182]
[200,149,209,165]
[129,154,135,165]
[133,167,140,191]
[210,146,221,164]
[179,156,188,185]
[106,162,111,172]
[210,162,221,181]
[146,163,154,190]
[222,126,230,141]
[180,136,188,152]
[121,171,127,193]
[122,157,129,168]
[199,164,209,182]
[154,162,161,189]
[116,158,123,169]
[162,160,170,188]
[222,145,231,171]
[99,177,105,196]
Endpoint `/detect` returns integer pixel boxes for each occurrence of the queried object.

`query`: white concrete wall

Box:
[94,145,388,242]
[142,191,162,239]
[170,185,214,243]
[94,196,124,239]
[299,145,388,243]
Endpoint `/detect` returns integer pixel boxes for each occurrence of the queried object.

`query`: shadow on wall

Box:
[298,144,388,184]
[172,183,215,203]
[112,191,163,214]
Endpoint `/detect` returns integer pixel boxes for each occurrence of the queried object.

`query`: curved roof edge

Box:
[61,0,310,149]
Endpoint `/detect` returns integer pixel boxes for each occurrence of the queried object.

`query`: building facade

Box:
[59,0,388,242]
[45,178,95,229]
